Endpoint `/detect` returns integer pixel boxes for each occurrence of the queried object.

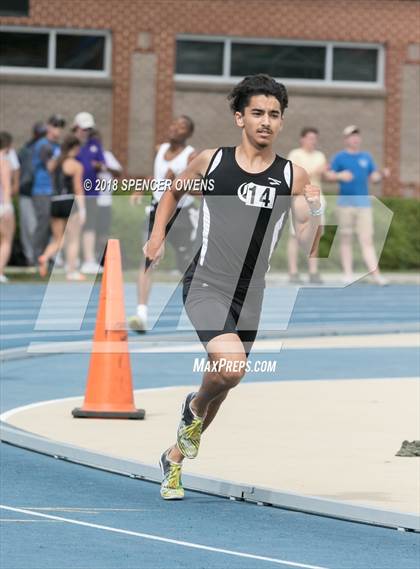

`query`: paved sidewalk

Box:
[4,377,419,515]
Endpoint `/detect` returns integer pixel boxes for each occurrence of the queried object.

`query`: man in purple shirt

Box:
[73,112,105,274]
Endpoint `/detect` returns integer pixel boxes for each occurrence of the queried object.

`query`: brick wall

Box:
[1,0,418,193]
[0,76,113,149]
[175,83,385,172]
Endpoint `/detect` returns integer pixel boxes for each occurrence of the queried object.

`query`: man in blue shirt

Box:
[327,125,390,285]
[32,114,66,261]
[72,112,105,274]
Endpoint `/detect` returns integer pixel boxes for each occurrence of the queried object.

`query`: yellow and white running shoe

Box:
[177,392,203,459]
[159,449,184,500]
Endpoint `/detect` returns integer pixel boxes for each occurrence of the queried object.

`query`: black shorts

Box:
[51,197,76,219]
[145,202,198,273]
[183,276,263,357]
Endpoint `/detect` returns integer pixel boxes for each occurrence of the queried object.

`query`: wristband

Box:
[309,204,325,217]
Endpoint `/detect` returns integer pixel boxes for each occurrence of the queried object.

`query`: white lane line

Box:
[0,519,60,523]
[0,331,92,340]
[0,386,177,423]
[0,319,96,326]
[13,507,153,512]
[10,333,418,357]
[0,505,330,569]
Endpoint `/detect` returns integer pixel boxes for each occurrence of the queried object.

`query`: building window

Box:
[0,27,111,76]
[0,0,29,17]
[0,31,48,67]
[175,36,384,88]
[332,47,378,82]
[176,40,224,75]
[231,43,325,79]
[55,34,106,71]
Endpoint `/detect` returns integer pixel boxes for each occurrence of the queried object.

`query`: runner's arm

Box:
[291,164,323,258]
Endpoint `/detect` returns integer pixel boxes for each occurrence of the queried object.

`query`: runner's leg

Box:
[168,332,247,463]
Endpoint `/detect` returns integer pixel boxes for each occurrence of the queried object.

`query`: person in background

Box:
[72,112,105,274]
[18,122,47,266]
[326,125,390,286]
[0,132,16,283]
[92,129,122,264]
[32,114,66,261]
[38,135,86,281]
[129,115,198,333]
[5,135,20,198]
[287,127,327,284]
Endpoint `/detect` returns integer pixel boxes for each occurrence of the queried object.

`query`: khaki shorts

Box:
[337,206,373,237]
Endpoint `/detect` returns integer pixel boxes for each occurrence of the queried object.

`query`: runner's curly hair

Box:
[228,74,288,116]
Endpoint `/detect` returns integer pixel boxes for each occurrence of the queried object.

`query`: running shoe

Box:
[66,271,86,282]
[159,448,184,500]
[309,273,323,284]
[128,314,147,333]
[289,273,304,284]
[372,274,389,286]
[177,392,203,459]
[81,261,103,275]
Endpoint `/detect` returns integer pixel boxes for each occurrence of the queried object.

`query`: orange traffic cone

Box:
[72,239,145,419]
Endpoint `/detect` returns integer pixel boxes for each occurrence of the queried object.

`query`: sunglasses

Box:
[51,120,66,128]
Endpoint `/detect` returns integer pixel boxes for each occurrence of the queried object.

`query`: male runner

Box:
[129,116,198,332]
[144,75,322,499]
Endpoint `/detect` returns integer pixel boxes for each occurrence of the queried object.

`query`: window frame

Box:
[0,25,112,77]
[175,35,385,89]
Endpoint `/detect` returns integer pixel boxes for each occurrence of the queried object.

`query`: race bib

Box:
[238,183,276,209]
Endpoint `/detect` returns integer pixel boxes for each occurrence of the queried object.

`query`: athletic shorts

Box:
[183,275,264,357]
[145,202,198,273]
[337,206,373,237]
[51,197,76,219]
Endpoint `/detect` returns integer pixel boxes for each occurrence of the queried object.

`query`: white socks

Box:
[136,304,148,320]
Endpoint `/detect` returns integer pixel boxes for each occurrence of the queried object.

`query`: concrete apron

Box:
[2,378,419,530]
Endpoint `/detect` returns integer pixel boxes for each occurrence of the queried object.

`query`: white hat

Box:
[73,112,95,129]
[343,125,360,137]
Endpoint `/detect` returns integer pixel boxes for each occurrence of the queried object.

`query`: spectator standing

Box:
[326,126,390,285]
[287,127,327,284]
[0,132,16,283]
[93,130,122,263]
[38,135,86,281]
[32,114,66,261]
[72,112,105,274]
[17,122,47,266]
[6,137,20,197]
